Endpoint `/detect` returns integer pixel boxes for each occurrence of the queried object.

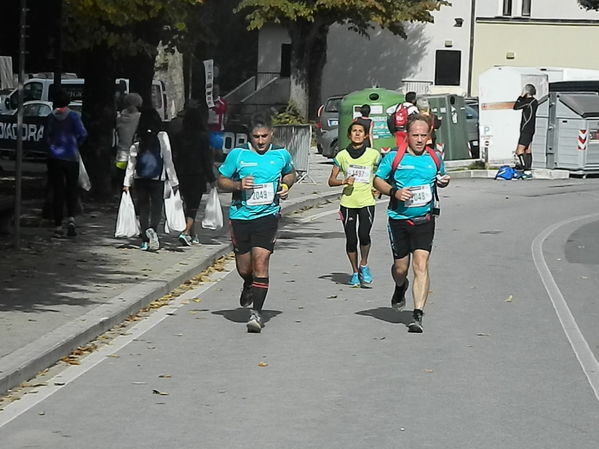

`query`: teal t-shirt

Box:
[375,149,446,220]
[219,144,295,220]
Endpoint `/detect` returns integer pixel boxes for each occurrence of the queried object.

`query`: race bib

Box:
[246,183,275,206]
[404,184,432,208]
[347,164,371,184]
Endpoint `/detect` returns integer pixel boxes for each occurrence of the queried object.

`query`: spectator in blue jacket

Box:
[46,89,87,237]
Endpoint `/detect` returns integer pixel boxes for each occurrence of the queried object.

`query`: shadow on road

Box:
[318,272,350,285]
[212,308,282,324]
[356,307,412,327]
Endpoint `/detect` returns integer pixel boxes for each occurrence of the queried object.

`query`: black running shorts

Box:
[230,214,279,254]
[387,217,435,259]
[518,132,534,147]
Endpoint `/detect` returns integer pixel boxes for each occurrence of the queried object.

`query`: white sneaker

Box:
[247,310,263,333]
[146,228,159,251]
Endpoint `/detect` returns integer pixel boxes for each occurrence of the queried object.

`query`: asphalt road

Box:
[1,177,599,448]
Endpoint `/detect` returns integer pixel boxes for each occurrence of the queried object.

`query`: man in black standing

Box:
[513,84,538,178]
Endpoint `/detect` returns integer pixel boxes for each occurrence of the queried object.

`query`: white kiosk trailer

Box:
[478,66,599,165]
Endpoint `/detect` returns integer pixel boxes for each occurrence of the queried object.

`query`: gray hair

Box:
[123,92,143,109]
[416,97,430,113]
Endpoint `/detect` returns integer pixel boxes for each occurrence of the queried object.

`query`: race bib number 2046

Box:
[404,184,432,208]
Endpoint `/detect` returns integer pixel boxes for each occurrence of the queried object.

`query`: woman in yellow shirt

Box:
[328,122,381,288]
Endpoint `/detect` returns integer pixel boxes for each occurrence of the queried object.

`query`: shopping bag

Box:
[164,189,187,233]
[201,187,223,230]
[115,191,140,238]
[78,156,91,191]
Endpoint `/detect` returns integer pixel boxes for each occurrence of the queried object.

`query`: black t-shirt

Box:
[514,96,538,135]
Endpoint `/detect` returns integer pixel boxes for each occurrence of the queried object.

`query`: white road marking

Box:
[0,261,237,428]
[532,213,599,402]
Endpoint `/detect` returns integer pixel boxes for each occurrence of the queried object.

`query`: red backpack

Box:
[393,104,409,129]
[390,141,441,174]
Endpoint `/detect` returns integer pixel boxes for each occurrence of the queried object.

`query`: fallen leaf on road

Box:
[505,295,513,302]
[258,362,269,367]
[159,374,172,378]
[193,298,203,303]
[424,369,433,373]
[327,295,338,299]
[152,390,169,396]
[476,333,491,337]
[106,354,120,358]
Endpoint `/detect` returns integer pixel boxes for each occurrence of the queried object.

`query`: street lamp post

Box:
[14,0,27,249]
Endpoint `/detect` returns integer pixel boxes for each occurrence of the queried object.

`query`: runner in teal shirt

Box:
[218,118,296,333]
[374,115,450,334]
[376,147,447,221]
[219,144,294,220]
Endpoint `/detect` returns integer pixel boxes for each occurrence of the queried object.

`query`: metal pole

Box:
[53,0,63,90]
[14,0,27,249]
[467,0,476,97]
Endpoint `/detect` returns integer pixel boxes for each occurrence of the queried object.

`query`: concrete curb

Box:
[0,190,341,395]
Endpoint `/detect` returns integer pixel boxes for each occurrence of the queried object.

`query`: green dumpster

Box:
[425,94,471,160]
[338,88,404,153]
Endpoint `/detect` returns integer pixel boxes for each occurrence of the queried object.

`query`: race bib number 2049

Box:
[246,183,275,206]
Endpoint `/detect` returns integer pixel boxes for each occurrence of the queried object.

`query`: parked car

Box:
[464,97,480,158]
[315,94,344,158]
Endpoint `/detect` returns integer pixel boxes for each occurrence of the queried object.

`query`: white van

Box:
[3,77,169,120]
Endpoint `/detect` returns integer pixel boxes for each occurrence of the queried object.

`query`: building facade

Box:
[245,1,599,108]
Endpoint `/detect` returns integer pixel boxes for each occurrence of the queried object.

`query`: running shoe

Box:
[191,235,200,245]
[349,273,360,288]
[178,233,192,246]
[66,220,77,237]
[146,228,159,251]
[359,265,373,287]
[140,242,149,251]
[239,284,253,308]
[391,279,409,311]
[408,309,424,333]
[247,310,263,333]
[521,171,533,180]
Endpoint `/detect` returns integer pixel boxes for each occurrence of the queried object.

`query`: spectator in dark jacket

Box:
[171,105,215,246]
[46,89,87,237]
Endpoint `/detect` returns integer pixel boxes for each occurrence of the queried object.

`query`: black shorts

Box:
[230,214,279,254]
[387,216,435,259]
[518,133,534,147]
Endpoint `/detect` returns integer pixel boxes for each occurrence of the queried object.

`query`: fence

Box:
[272,124,315,184]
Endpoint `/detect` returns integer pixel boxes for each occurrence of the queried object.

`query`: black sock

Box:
[523,153,532,170]
[413,308,423,318]
[517,154,525,169]
[242,274,253,289]
[250,277,269,311]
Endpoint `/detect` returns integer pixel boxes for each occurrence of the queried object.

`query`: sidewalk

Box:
[0,153,339,395]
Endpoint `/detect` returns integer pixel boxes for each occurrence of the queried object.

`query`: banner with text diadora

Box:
[0,114,47,152]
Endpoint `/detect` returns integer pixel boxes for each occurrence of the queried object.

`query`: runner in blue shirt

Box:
[218,117,296,333]
[374,115,450,333]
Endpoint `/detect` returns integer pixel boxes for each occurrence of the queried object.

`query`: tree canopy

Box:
[235,0,449,118]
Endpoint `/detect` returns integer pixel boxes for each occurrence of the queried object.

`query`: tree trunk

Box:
[307,26,329,121]
[288,21,329,121]
[80,44,117,201]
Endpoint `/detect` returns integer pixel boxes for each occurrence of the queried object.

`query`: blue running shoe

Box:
[140,242,149,251]
[349,273,360,288]
[359,265,373,287]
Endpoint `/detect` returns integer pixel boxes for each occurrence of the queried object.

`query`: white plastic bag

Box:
[115,191,140,238]
[78,156,91,191]
[201,187,223,230]
[164,187,187,233]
